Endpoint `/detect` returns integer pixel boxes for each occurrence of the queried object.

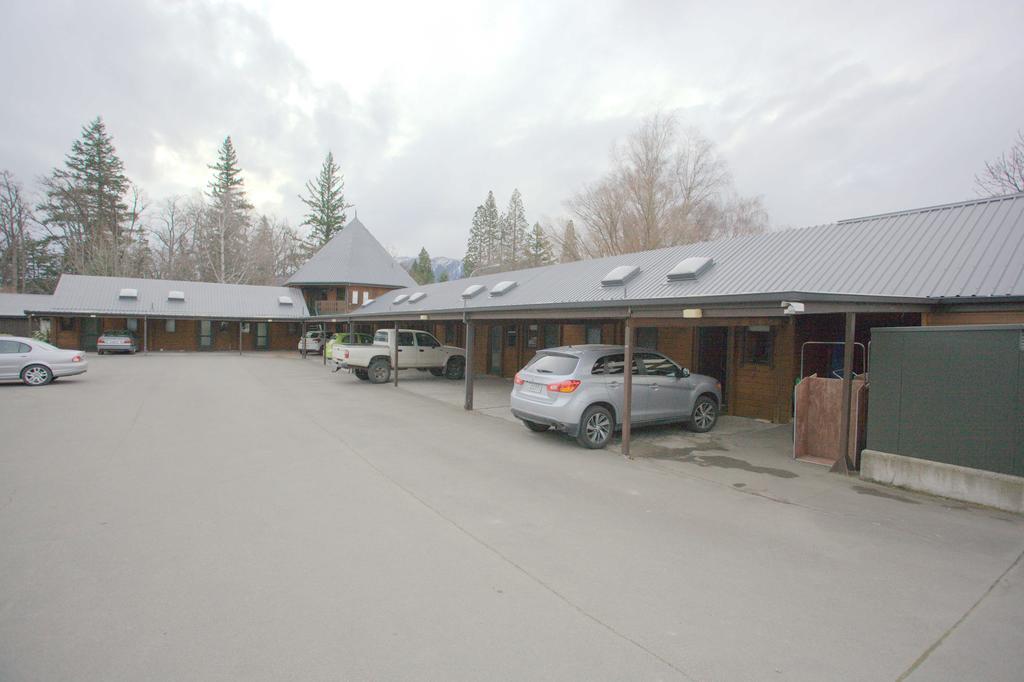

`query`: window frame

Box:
[506,325,518,348]
[741,326,775,367]
[165,319,176,333]
[636,327,658,349]
[585,323,602,345]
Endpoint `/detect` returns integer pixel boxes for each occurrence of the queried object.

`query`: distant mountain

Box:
[397,255,463,282]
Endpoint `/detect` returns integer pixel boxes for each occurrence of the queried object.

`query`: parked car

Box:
[298,329,327,354]
[510,344,721,449]
[0,336,88,386]
[97,330,138,354]
[338,328,465,383]
[325,331,374,367]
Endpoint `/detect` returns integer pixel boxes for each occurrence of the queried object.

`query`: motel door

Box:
[489,325,502,375]
[80,318,100,352]
[255,322,269,350]
[199,320,213,350]
[697,326,729,407]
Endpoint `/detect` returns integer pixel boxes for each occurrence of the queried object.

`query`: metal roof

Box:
[286,217,416,288]
[32,275,311,319]
[0,293,54,318]
[350,192,1024,319]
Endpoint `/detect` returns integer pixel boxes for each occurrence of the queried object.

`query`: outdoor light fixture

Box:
[782,301,805,315]
[683,308,703,319]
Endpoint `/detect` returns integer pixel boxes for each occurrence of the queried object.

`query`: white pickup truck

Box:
[337,328,466,384]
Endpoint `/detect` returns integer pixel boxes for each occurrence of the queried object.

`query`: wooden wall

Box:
[923,310,1024,326]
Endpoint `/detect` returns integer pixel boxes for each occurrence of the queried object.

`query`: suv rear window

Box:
[527,353,579,375]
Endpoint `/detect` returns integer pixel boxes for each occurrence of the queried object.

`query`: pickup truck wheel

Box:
[445,356,465,380]
[354,369,369,381]
[429,368,444,377]
[523,420,550,433]
[576,405,613,449]
[367,358,391,384]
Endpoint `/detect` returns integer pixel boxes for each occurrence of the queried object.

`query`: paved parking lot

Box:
[2,352,1023,681]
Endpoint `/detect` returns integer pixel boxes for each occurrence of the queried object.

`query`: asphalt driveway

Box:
[1,352,1022,681]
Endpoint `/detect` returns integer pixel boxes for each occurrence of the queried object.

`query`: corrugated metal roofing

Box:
[350,193,1024,318]
[33,275,310,319]
[0,293,54,318]
[286,217,416,288]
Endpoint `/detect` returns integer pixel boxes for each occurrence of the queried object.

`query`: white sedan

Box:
[0,336,88,386]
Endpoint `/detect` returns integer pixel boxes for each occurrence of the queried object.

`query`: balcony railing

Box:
[313,300,357,316]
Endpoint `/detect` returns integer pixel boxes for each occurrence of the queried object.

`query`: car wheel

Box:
[21,364,53,387]
[445,356,465,380]
[687,395,718,433]
[429,368,444,377]
[354,369,370,381]
[577,405,614,449]
[523,420,550,433]
[367,358,391,384]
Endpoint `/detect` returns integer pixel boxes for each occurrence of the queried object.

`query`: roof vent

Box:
[392,294,409,304]
[408,292,426,303]
[278,296,293,305]
[489,280,518,297]
[461,284,485,299]
[118,288,138,299]
[667,256,714,282]
[168,290,185,301]
[601,265,640,287]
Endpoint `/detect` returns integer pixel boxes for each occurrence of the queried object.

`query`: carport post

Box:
[300,320,307,358]
[238,321,242,356]
[464,317,475,410]
[143,317,148,354]
[623,316,634,459]
[832,311,856,474]
[393,320,399,387]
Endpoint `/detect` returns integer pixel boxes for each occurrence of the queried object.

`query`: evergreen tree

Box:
[462,203,486,277]
[438,271,449,282]
[300,151,349,248]
[502,188,529,266]
[410,247,435,284]
[37,117,145,276]
[526,222,554,267]
[560,219,582,262]
[197,136,253,283]
[481,191,501,266]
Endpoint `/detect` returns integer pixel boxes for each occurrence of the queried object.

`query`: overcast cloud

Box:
[1,0,1021,257]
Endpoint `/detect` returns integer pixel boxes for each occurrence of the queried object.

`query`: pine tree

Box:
[526,222,554,267]
[462,204,486,277]
[300,151,349,248]
[502,189,529,266]
[197,136,253,283]
[481,191,501,267]
[438,271,449,282]
[411,247,435,284]
[37,117,145,276]
[560,219,582,262]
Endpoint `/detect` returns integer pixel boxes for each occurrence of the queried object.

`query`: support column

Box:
[725,327,736,414]
[393,321,399,387]
[464,318,475,410]
[623,316,634,459]
[238,321,242,356]
[300,320,307,358]
[144,317,148,354]
[832,312,856,474]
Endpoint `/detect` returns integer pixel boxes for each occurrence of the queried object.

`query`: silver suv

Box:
[510,344,722,449]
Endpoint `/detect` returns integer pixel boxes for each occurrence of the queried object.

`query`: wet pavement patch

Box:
[852,484,920,504]
[635,440,799,478]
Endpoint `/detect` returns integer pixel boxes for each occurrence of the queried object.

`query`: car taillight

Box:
[343,350,349,359]
[72,355,82,362]
[514,372,524,385]
[547,379,581,393]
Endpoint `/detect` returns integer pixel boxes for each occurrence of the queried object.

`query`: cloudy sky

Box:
[2,0,1021,258]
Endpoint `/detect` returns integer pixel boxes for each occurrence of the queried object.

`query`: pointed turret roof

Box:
[286,218,416,288]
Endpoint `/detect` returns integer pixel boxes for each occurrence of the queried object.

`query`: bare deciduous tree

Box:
[568,114,768,257]
[976,131,1024,196]
[0,170,33,291]
[152,195,203,280]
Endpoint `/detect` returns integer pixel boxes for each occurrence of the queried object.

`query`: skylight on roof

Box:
[601,265,640,287]
[408,292,426,303]
[278,296,293,305]
[489,280,518,297]
[667,257,714,282]
[168,290,185,301]
[393,294,409,304]
[118,288,138,298]
[461,284,485,299]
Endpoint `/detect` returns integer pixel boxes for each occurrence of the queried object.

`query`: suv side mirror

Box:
[677,367,690,378]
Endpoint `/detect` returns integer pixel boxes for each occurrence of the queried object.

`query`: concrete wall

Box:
[862,449,1024,514]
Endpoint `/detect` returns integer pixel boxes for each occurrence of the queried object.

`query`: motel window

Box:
[526,324,539,349]
[585,323,602,344]
[506,325,518,348]
[444,322,457,345]
[362,290,370,304]
[351,290,359,304]
[126,318,139,333]
[742,326,774,366]
[636,327,658,349]
[165,319,176,333]
[60,317,74,331]
[542,324,559,349]
[336,287,346,301]
[288,322,299,334]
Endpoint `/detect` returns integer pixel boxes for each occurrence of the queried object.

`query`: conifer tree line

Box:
[462,188,554,277]
[0,117,350,293]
